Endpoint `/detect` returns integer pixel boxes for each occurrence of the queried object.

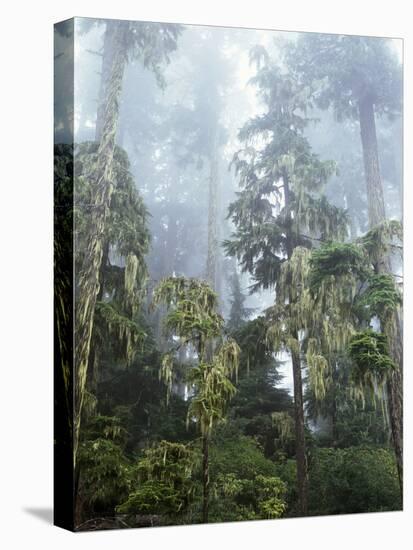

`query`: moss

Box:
[359,219,402,264]
[306,338,331,401]
[358,273,402,327]
[117,441,198,519]
[348,330,396,404]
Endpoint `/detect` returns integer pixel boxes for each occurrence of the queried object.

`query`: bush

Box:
[308,446,401,515]
[210,435,276,480]
[210,473,286,522]
[116,441,199,522]
[78,439,130,512]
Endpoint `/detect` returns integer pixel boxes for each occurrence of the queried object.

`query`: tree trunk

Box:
[291,335,308,516]
[206,127,219,290]
[95,24,116,142]
[331,363,339,445]
[74,22,129,464]
[87,241,109,395]
[387,369,403,494]
[358,96,386,228]
[165,214,178,276]
[202,434,210,523]
[358,94,403,498]
[283,175,308,515]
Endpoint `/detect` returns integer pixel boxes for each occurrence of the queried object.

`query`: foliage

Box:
[94,301,147,365]
[106,20,182,88]
[187,360,237,437]
[226,272,253,332]
[153,276,239,431]
[285,34,402,120]
[308,447,401,514]
[74,142,150,278]
[117,441,199,521]
[348,330,396,404]
[153,277,223,356]
[358,274,402,328]
[224,52,347,292]
[71,23,403,528]
[309,242,367,291]
[78,439,130,510]
[83,414,128,447]
[212,473,287,522]
[210,435,277,480]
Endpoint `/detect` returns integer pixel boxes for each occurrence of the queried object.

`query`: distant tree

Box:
[226,271,253,333]
[285,34,401,229]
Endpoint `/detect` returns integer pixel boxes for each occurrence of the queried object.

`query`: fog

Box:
[64,20,403,395]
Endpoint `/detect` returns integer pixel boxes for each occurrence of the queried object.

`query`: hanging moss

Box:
[358,274,402,328]
[187,361,237,436]
[306,338,331,401]
[348,330,396,405]
[214,338,241,381]
[124,252,139,309]
[359,219,403,265]
[82,390,98,422]
[153,276,239,439]
[271,412,294,445]
[300,195,348,241]
[278,246,311,304]
[95,301,146,364]
[116,441,198,519]
[160,353,174,405]
[153,277,224,353]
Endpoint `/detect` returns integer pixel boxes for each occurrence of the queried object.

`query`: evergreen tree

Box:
[227,271,253,332]
[285,35,403,489]
[224,49,347,514]
[74,21,181,461]
[153,277,240,522]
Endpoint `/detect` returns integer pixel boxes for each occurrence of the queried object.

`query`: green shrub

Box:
[308,446,401,515]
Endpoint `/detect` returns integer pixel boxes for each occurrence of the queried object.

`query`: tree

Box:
[74,20,181,462]
[285,35,403,490]
[307,220,402,490]
[285,35,401,229]
[152,276,240,522]
[226,271,253,333]
[224,50,347,514]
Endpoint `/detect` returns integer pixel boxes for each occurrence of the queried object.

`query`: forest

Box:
[54,18,403,530]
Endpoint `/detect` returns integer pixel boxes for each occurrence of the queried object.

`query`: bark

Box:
[74,22,129,463]
[291,335,308,515]
[206,127,219,290]
[358,94,403,498]
[202,434,210,523]
[359,96,386,228]
[387,368,403,495]
[95,24,116,142]
[87,241,109,394]
[331,362,339,445]
[283,175,308,515]
[205,128,220,362]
